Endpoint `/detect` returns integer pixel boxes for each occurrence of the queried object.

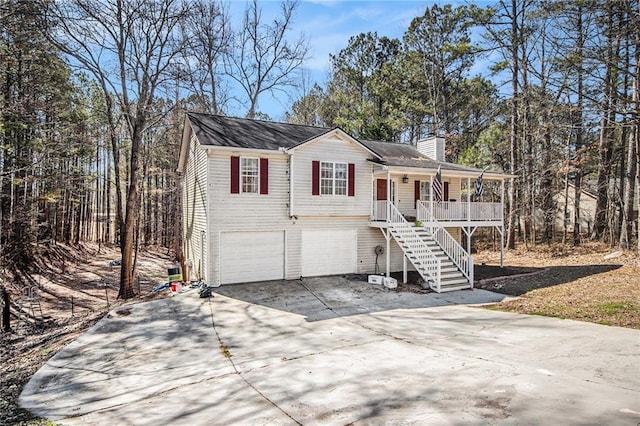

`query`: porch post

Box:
[500,179,505,268]
[370,168,374,219]
[467,177,471,222]
[403,255,407,283]
[386,169,391,221]
[429,174,434,220]
[386,231,391,278]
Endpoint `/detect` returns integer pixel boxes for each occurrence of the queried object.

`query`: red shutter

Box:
[376,179,387,201]
[414,180,420,208]
[444,181,449,201]
[312,160,320,195]
[259,158,268,194]
[230,156,240,194]
[348,163,355,196]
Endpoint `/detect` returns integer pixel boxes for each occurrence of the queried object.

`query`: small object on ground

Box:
[190,281,204,289]
[152,282,170,293]
[604,251,622,260]
[109,259,121,266]
[167,267,182,283]
[368,275,384,285]
[199,286,213,298]
[170,282,182,294]
[383,277,397,289]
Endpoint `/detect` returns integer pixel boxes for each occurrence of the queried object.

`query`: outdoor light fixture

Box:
[402,174,409,183]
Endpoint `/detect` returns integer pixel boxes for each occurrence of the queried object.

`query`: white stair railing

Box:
[417,202,473,287]
[387,202,441,290]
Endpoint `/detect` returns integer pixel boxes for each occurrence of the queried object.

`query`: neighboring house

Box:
[177,113,510,293]
[553,183,598,234]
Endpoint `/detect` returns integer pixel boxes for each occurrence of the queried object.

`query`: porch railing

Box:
[372,200,388,221]
[388,202,442,289]
[416,200,502,222]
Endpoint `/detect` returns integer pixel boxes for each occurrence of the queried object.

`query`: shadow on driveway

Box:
[213,276,510,322]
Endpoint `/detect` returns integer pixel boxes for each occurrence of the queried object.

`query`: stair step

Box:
[432,283,473,293]
[440,277,469,285]
[410,257,453,267]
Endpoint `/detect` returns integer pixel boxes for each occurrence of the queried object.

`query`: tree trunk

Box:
[506,0,519,250]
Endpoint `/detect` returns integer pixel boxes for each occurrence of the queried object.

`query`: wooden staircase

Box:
[384,202,472,293]
[411,226,472,292]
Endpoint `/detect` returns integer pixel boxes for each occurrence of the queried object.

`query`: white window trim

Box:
[419,180,431,201]
[320,161,348,196]
[241,157,259,194]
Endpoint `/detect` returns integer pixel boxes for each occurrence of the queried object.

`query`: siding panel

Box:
[292,137,373,216]
[182,134,208,281]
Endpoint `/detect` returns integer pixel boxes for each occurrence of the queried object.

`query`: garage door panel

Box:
[301,229,357,277]
[221,231,284,284]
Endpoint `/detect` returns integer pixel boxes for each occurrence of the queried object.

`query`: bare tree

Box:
[226,0,309,119]
[45,0,190,299]
[180,0,231,114]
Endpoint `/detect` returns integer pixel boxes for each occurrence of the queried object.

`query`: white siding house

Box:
[178,113,510,292]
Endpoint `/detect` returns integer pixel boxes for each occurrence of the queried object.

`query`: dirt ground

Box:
[473,242,640,329]
[0,243,174,425]
[1,241,639,425]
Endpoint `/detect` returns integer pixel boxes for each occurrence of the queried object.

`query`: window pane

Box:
[241,158,259,193]
[335,163,347,195]
[320,162,333,195]
[420,181,430,200]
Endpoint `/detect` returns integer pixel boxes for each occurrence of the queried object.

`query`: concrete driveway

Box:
[20,277,640,425]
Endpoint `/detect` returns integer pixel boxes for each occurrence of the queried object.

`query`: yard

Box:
[474,242,640,329]
[1,241,638,424]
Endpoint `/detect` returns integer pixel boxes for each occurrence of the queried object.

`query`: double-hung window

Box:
[320,162,347,196]
[419,181,430,201]
[241,157,259,193]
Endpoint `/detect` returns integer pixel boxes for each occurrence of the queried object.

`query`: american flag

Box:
[432,165,443,203]
[475,171,484,198]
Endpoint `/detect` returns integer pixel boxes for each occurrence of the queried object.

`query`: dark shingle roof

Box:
[187,112,331,150]
[360,140,491,174]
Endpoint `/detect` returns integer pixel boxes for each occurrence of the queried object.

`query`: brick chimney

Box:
[417,136,445,161]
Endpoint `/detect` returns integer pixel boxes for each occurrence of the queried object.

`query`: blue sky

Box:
[225,1,475,120]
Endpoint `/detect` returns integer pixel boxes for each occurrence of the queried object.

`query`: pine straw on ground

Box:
[474,241,640,329]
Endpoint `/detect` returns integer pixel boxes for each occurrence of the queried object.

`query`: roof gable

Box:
[286,127,380,158]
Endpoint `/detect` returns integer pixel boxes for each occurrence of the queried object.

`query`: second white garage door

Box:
[220,231,285,284]
[301,229,357,277]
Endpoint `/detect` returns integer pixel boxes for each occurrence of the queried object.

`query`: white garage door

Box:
[220,231,285,284]
[301,229,357,277]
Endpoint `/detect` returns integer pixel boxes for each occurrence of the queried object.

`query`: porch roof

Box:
[361,139,510,179]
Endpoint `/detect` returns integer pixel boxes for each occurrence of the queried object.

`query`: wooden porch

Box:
[371,200,503,226]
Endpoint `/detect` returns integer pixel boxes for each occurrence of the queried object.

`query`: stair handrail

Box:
[387,202,441,288]
[418,201,473,286]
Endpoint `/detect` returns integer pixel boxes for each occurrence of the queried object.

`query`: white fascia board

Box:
[384,165,512,180]
[202,145,287,156]
[176,118,194,173]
